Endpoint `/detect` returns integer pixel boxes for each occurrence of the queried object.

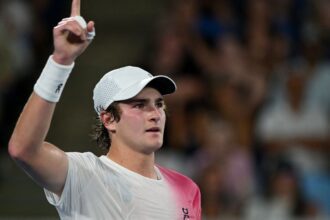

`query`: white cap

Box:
[93,66,177,114]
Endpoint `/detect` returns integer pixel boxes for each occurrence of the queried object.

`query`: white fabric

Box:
[92,66,176,115]
[34,56,74,102]
[44,152,177,220]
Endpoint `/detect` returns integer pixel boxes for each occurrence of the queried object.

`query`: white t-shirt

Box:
[44,152,201,220]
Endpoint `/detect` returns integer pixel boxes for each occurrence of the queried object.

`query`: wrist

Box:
[34,55,74,102]
[52,52,75,65]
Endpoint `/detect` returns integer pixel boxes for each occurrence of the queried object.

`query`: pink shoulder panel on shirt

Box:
[157,165,202,220]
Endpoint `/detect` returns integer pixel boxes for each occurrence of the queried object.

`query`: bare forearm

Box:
[8,92,56,158]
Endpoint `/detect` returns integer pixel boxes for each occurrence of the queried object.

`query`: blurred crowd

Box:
[0,0,329,219]
[140,0,330,219]
[0,0,67,153]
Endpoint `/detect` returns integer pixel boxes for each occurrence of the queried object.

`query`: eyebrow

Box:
[122,97,164,104]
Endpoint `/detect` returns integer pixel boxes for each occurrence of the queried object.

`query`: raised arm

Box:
[8,0,95,196]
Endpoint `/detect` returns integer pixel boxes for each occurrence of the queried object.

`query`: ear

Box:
[100,111,116,132]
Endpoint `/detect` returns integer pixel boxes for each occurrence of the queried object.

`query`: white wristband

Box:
[34,56,74,102]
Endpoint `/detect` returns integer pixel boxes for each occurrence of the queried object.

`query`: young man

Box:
[8,0,201,219]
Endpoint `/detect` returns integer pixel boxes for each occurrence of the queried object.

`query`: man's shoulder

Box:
[157,165,201,213]
[66,151,101,167]
[157,165,199,190]
[66,151,98,159]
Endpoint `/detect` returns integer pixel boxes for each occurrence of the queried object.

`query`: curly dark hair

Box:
[91,102,122,150]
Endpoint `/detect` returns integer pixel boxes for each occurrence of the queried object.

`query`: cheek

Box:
[121,114,144,131]
[161,113,166,126]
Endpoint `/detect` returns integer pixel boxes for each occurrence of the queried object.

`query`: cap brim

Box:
[111,75,176,104]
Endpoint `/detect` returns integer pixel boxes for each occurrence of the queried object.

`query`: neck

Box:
[107,145,158,179]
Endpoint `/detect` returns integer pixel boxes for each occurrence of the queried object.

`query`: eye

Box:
[133,103,145,109]
[156,101,165,109]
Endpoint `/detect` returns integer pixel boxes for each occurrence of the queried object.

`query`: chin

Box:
[145,141,163,153]
[152,141,163,149]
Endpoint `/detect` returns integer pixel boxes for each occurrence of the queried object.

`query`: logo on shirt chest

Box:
[182,207,190,219]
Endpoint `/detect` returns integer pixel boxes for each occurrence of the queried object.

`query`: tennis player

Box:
[8,0,201,219]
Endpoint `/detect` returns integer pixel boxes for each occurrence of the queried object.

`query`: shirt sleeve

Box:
[193,185,202,220]
[44,152,97,212]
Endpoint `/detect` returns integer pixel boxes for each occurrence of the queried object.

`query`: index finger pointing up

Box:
[71,0,81,16]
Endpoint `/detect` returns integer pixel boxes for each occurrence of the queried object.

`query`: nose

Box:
[148,105,161,122]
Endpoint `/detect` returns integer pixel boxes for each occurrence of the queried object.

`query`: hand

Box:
[52,0,95,65]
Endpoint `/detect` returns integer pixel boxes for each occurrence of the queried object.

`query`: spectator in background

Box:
[299,34,330,117]
[255,62,330,215]
[244,161,323,220]
[206,35,266,148]
[198,163,226,220]
[193,114,255,219]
